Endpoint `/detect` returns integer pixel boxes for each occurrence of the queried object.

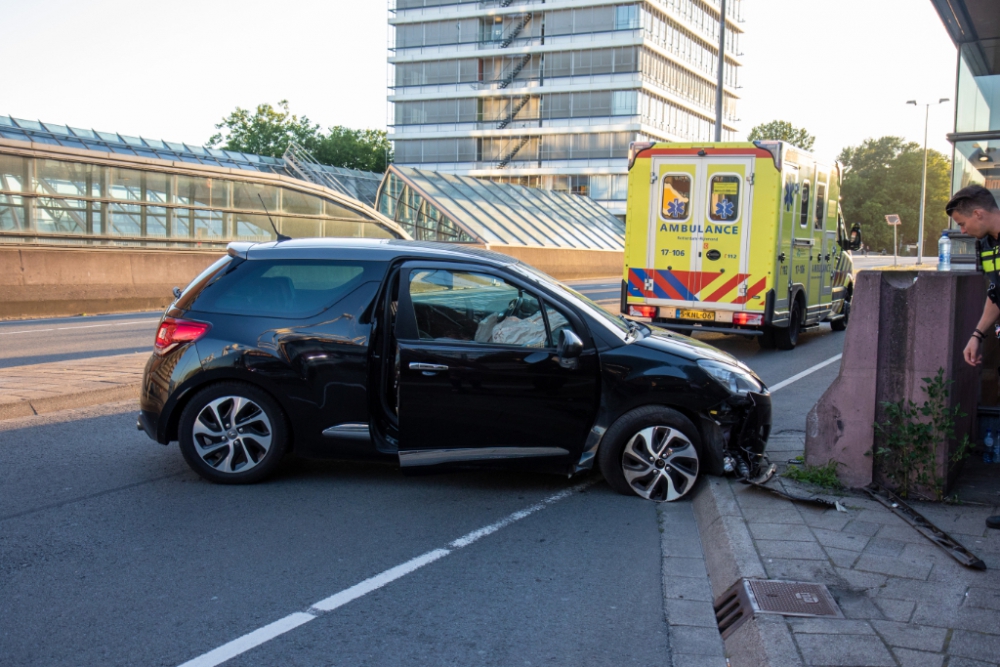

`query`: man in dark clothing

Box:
[949,184,1000,530]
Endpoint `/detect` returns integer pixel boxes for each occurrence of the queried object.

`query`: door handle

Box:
[409,362,448,372]
[825,254,830,261]
[778,252,786,263]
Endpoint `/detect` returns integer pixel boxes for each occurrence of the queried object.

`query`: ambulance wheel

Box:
[758,328,777,349]
[774,302,802,350]
[831,297,850,332]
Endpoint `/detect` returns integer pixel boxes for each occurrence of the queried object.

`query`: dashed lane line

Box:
[176,480,596,667]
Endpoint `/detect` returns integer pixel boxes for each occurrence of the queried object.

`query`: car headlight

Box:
[698,360,764,395]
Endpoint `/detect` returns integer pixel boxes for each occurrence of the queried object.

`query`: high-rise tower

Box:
[388,0,742,219]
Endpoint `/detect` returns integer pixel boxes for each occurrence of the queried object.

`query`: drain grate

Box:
[715,579,843,639]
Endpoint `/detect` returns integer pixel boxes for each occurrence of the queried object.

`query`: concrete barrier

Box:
[0,244,624,320]
[805,270,983,491]
[482,245,624,281]
[0,245,223,320]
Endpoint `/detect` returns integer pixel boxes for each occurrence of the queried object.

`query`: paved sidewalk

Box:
[695,433,1000,667]
[0,353,146,420]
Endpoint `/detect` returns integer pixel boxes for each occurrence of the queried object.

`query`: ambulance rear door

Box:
[645,155,753,313]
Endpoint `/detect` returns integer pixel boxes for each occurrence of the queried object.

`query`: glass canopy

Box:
[377,165,625,250]
[0,116,382,206]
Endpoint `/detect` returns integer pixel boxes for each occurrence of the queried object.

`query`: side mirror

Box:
[172,286,182,299]
[557,329,583,369]
[848,225,862,251]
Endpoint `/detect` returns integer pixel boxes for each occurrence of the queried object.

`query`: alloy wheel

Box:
[621,425,699,501]
[191,395,273,474]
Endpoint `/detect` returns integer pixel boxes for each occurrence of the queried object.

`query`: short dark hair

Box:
[946,184,999,216]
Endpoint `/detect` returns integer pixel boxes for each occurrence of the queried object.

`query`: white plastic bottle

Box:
[985,430,994,464]
[938,231,951,271]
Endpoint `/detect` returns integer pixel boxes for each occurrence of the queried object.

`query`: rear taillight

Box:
[733,313,763,326]
[154,317,211,355]
[628,305,658,319]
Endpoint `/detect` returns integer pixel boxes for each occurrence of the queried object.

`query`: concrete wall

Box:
[805,270,983,491]
[0,244,624,319]
[0,245,224,320]
[482,245,624,282]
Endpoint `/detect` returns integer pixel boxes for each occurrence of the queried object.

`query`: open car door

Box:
[393,262,599,470]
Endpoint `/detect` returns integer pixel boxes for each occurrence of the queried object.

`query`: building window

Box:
[615,5,640,30]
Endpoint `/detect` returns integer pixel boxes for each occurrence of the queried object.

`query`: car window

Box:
[409,269,548,347]
[188,259,381,318]
[545,304,573,346]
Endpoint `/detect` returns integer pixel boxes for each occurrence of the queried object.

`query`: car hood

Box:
[634,325,755,371]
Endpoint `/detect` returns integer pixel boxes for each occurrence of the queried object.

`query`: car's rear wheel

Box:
[774,300,802,350]
[178,382,288,484]
[598,406,701,502]
[831,293,851,332]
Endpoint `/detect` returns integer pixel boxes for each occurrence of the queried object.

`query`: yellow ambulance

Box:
[621,141,861,350]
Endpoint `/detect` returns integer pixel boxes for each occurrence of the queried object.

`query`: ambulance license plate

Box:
[679,309,715,321]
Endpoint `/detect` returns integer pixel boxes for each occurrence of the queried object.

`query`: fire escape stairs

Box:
[496,136,530,169]
[500,13,531,49]
[496,93,532,130]
[497,54,531,90]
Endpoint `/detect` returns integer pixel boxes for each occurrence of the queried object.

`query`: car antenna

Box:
[258,193,291,242]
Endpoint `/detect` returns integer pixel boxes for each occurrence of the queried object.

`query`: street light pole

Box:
[907,98,949,265]
[713,0,727,142]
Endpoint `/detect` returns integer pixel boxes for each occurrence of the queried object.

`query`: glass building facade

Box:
[377,165,624,249]
[0,119,404,247]
[388,0,743,218]
[934,0,1000,205]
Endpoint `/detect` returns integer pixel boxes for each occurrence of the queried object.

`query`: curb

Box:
[691,477,803,667]
[0,383,140,421]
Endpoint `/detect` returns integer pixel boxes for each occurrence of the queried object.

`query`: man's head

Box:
[947,185,1000,239]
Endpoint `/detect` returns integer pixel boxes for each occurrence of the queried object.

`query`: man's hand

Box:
[965,336,983,366]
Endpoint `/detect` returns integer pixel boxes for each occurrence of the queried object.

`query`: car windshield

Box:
[511,264,633,342]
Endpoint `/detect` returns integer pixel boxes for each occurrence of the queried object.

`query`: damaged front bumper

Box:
[699,390,772,478]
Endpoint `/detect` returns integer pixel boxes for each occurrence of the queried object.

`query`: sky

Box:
[0,0,958,160]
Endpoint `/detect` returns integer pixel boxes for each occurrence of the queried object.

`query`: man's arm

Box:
[965,298,1000,366]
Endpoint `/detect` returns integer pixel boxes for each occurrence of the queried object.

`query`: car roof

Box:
[229,238,518,267]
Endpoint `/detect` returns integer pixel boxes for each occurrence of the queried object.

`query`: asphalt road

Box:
[0,313,844,666]
[0,312,161,368]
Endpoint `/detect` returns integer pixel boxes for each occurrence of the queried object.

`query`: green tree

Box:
[208,100,320,158]
[838,137,951,256]
[747,120,816,151]
[209,101,391,173]
[313,127,392,173]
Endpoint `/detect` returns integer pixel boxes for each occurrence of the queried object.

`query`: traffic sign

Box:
[885,214,901,226]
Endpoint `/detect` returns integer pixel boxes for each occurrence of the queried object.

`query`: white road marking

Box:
[310,549,451,613]
[176,480,595,667]
[0,319,159,335]
[769,354,843,393]
[177,613,315,667]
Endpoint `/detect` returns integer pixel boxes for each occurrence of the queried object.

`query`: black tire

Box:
[757,327,777,349]
[178,382,289,484]
[774,300,802,350]
[597,406,702,502]
[830,296,850,332]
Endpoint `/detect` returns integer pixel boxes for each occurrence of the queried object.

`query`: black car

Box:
[138,239,771,502]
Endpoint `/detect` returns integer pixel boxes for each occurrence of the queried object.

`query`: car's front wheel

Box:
[598,406,701,502]
[178,382,289,484]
